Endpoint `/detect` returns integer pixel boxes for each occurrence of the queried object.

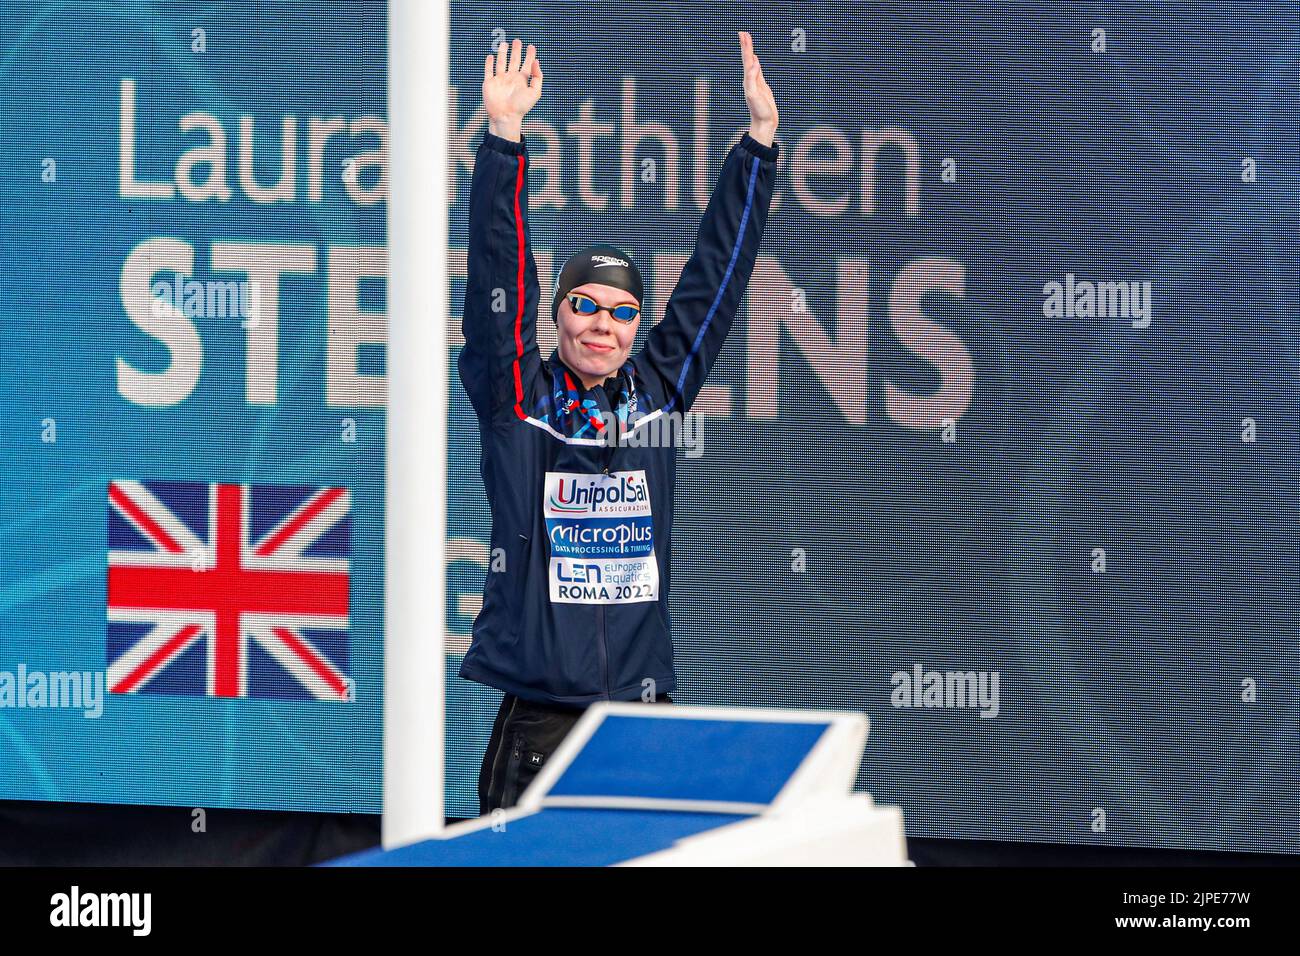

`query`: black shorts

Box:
[477,691,673,817]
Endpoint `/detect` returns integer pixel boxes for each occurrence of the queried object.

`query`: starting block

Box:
[327,703,909,866]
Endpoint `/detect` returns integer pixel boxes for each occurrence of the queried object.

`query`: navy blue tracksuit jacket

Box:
[458,128,779,705]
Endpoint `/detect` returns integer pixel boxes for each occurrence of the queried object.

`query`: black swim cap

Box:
[551,245,644,323]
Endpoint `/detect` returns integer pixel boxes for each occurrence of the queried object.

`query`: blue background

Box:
[0,1,385,812]
[1,1,1297,853]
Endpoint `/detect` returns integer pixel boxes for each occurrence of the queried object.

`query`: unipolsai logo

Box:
[548,472,647,516]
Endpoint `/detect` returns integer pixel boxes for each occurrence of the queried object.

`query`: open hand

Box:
[739,31,778,145]
[483,38,543,139]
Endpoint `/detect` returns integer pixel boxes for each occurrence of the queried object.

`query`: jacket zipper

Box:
[595,603,610,699]
[597,386,616,699]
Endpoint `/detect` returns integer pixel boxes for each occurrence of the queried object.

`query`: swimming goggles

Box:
[566,292,640,323]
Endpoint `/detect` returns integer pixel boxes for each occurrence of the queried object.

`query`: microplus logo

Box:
[0,665,105,718]
[549,520,654,552]
[50,886,151,936]
[890,664,1000,718]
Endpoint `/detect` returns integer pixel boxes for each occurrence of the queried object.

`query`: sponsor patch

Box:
[543,471,658,604]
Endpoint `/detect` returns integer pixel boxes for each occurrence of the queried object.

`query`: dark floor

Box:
[0,800,1293,866]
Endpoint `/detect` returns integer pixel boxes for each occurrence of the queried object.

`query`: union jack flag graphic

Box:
[106,479,351,701]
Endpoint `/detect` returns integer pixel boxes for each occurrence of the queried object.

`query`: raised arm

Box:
[459,39,546,420]
[635,31,780,414]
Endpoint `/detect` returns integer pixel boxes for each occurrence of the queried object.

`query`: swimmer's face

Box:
[556,283,641,388]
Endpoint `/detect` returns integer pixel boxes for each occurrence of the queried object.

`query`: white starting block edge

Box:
[524,702,911,866]
[393,703,912,866]
[414,795,911,867]
[622,794,910,867]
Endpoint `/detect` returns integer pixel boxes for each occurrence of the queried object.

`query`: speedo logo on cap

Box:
[591,255,628,268]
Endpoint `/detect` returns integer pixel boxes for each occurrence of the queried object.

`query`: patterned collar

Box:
[540,350,639,441]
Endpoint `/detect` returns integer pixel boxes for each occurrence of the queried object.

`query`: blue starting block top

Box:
[326,705,862,867]
[329,807,750,867]
[546,714,830,807]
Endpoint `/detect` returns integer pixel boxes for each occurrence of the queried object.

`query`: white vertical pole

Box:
[384,0,449,848]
